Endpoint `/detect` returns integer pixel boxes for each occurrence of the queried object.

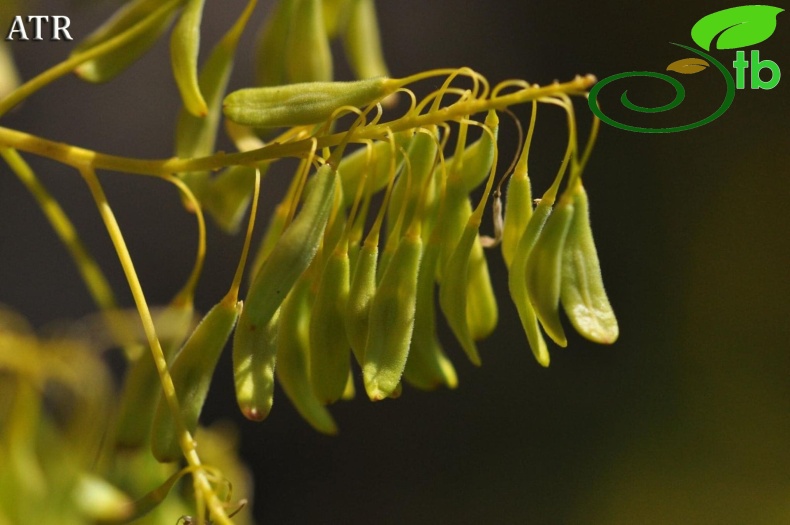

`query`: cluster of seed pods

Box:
[0,0,622,522]
[163,78,618,438]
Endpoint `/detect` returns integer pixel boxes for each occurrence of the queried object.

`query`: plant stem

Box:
[1,147,117,311]
[0,74,595,178]
[79,166,232,525]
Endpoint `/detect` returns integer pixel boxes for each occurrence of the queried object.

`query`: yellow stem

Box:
[229,168,261,299]
[0,75,595,177]
[78,166,231,525]
[165,175,207,302]
[1,147,117,311]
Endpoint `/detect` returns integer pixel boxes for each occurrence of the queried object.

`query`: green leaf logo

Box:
[691,5,784,51]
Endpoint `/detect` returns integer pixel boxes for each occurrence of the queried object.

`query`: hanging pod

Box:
[254,0,295,86]
[276,275,338,434]
[363,231,423,400]
[502,106,551,365]
[232,165,337,418]
[560,186,619,344]
[438,182,498,341]
[316,180,348,273]
[72,0,181,82]
[457,110,500,192]
[434,114,497,278]
[322,0,352,38]
[150,294,241,462]
[342,369,357,399]
[170,0,208,117]
[525,196,575,347]
[501,168,532,269]
[345,238,378,365]
[435,169,472,279]
[233,309,280,422]
[337,132,413,207]
[386,127,440,240]
[342,0,389,80]
[223,77,397,128]
[309,241,352,405]
[285,0,333,83]
[438,217,483,365]
[403,233,458,390]
[507,198,552,366]
[174,0,258,205]
[114,299,194,449]
[501,100,536,267]
[429,111,499,271]
[435,118,499,352]
[465,239,498,341]
[239,164,337,335]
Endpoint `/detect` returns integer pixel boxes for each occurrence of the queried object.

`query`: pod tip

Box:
[242,406,268,422]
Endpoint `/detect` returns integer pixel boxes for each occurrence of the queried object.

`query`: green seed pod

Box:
[114,299,194,449]
[438,218,482,365]
[501,168,533,269]
[458,110,499,192]
[345,238,378,365]
[560,186,619,343]
[386,127,439,240]
[501,101,537,267]
[402,234,457,390]
[241,164,337,331]
[232,165,337,419]
[337,131,413,208]
[434,113,497,271]
[526,196,575,347]
[433,200,494,346]
[223,77,396,128]
[170,0,208,117]
[435,171,473,280]
[507,198,552,366]
[363,232,423,400]
[342,0,389,79]
[150,295,241,462]
[254,0,294,86]
[465,239,498,341]
[73,0,180,83]
[316,178,347,272]
[276,275,337,434]
[309,242,352,404]
[233,308,280,422]
[322,0,352,38]
[286,0,333,83]
[341,368,356,400]
[174,0,257,204]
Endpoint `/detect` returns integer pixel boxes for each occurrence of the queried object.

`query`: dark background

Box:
[2,1,790,523]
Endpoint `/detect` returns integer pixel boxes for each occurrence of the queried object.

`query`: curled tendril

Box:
[588,43,736,133]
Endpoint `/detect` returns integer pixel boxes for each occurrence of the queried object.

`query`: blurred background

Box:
[2,0,789,523]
